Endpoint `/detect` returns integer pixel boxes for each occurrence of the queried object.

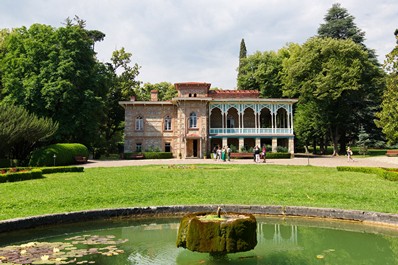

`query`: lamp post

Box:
[53,154,57,167]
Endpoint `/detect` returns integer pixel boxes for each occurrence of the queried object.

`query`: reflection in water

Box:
[1,217,398,265]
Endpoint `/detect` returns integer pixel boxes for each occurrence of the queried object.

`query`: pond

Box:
[1,216,398,264]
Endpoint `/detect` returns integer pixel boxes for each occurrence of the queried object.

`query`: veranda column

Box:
[222,137,228,148]
[239,138,244,153]
[272,138,277,153]
[288,137,294,156]
[255,138,261,148]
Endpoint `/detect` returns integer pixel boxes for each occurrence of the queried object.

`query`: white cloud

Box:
[1,0,397,88]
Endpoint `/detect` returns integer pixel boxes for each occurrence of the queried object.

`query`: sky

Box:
[1,0,397,89]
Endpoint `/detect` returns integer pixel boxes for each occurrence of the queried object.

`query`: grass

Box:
[1,164,398,221]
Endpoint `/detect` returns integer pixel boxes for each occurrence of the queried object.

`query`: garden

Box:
[1,163,398,221]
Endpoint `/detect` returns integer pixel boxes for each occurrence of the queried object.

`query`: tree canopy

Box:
[376,29,398,145]
[0,19,141,159]
[282,37,383,154]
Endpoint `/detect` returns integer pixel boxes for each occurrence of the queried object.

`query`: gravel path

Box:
[82,155,398,168]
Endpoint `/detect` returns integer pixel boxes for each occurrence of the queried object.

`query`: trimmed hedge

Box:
[40,166,84,174]
[267,152,291,159]
[0,166,84,183]
[337,166,398,181]
[0,169,43,183]
[124,152,173,159]
[29,143,89,166]
[142,152,173,159]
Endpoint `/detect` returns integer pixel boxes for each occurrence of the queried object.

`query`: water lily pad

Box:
[0,235,128,265]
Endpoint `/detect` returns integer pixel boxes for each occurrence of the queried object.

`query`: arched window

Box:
[135,116,144,131]
[164,115,172,131]
[189,112,197,128]
[227,115,235,128]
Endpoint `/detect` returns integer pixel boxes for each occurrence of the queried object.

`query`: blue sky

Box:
[1,0,397,88]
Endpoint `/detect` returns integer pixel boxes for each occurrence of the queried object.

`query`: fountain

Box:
[176,207,257,255]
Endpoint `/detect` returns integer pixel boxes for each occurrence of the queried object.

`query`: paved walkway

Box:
[82,155,398,168]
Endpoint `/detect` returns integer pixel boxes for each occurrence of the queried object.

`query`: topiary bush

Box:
[29,143,89,166]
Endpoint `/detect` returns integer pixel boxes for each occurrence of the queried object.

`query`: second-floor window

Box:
[135,116,144,131]
[189,112,197,128]
[164,116,172,131]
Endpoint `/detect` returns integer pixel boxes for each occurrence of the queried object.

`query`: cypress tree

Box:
[237,38,247,89]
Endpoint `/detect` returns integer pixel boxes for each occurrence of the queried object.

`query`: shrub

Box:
[143,152,173,159]
[29,143,89,166]
[40,166,84,174]
[337,166,398,181]
[266,152,291,159]
[276,146,288,153]
[0,169,43,183]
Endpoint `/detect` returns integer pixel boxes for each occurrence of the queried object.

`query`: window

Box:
[136,143,142,152]
[227,115,235,128]
[135,116,143,131]
[165,142,171,152]
[189,112,197,128]
[164,116,172,131]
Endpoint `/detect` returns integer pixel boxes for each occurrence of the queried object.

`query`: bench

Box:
[74,156,88,163]
[230,153,254,159]
[129,154,144,159]
[386,150,398,157]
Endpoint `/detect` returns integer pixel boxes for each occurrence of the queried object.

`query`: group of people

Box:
[212,144,267,163]
[253,145,267,163]
[213,145,232,162]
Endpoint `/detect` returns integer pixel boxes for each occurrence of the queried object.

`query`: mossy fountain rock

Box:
[176,212,257,254]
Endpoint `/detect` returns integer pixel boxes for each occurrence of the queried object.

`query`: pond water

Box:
[1,216,398,265]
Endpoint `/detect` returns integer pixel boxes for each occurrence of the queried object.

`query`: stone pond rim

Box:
[1,205,398,233]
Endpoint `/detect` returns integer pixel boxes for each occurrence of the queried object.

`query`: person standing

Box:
[262,145,267,163]
[254,146,260,163]
[347,147,354,162]
[227,146,231,161]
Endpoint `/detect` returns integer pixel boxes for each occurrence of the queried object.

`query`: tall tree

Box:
[316,3,385,149]
[237,38,247,89]
[282,37,381,155]
[318,3,365,44]
[237,50,284,98]
[98,48,141,155]
[375,29,398,145]
[0,22,106,148]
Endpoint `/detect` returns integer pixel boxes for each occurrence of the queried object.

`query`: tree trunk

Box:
[330,126,340,156]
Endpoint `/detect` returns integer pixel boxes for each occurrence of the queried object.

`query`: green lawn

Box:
[1,164,398,221]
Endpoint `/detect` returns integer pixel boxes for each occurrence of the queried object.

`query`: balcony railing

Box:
[209,128,293,135]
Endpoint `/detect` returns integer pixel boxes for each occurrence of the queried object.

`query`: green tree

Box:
[237,38,247,88]
[318,3,365,44]
[237,50,284,98]
[282,37,380,155]
[97,48,141,155]
[375,29,398,145]
[317,3,385,149]
[0,104,58,161]
[135,82,176,101]
[0,22,106,148]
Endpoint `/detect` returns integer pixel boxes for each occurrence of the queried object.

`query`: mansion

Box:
[119,82,297,158]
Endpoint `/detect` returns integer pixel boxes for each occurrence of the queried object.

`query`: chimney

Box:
[150,90,158,101]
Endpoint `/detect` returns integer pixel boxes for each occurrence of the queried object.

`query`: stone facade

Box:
[120,82,297,158]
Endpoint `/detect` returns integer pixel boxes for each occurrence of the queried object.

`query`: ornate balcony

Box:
[209,128,293,135]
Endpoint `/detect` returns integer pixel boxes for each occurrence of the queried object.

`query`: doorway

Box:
[193,140,198,157]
